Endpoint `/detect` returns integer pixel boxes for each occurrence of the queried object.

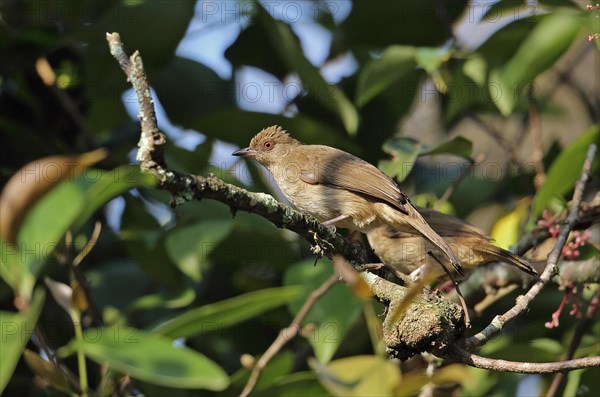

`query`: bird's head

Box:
[232,125,300,167]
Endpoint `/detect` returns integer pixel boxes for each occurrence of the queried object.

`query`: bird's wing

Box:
[418,208,489,237]
[384,208,489,238]
[297,145,409,215]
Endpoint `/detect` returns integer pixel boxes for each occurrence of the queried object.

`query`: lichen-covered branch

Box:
[362,272,464,360]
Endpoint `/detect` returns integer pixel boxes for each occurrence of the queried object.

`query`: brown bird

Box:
[366,207,537,279]
[232,125,464,275]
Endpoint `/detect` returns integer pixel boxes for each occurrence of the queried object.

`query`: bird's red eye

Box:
[263,141,273,150]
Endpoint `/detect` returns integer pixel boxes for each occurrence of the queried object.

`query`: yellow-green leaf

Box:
[312,355,401,397]
[490,198,530,250]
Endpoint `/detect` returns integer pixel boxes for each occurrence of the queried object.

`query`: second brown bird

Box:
[366,207,537,279]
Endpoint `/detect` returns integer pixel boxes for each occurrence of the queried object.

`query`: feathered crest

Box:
[249,125,300,149]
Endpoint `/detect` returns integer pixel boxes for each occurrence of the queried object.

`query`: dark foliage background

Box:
[1,0,598,396]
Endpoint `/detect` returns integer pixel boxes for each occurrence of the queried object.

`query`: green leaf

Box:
[476,17,537,68]
[284,259,363,364]
[225,22,290,80]
[14,166,155,300]
[530,125,599,223]
[394,364,469,396]
[355,45,416,107]
[120,195,183,287]
[0,288,45,393]
[186,108,342,148]
[126,286,196,313]
[482,0,535,20]
[491,12,583,115]
[539,0,580,9]
[463,55,487,87]
[250,4,359,135]
[17,166,154,299]
[0,237,18,290]
[17,179,85,280]
[60,328,229,391]
[152,286,304,339]
[86,260,153,313]
[342,0,468,47]
[420,136,473,159]
[255,372,329,397]
[91,1,195,69]
[378,137,422,182]
[444,57,492,122]
[153,57,236,128]
[564,368,585,397]
[378,136,473,182]
[571,366,600,397]
[83,0,196,132]
[74,165,156,231]
[415,46,452,74]
[165,220,233,281]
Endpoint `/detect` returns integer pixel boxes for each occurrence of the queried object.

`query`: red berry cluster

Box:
[537,210,591,260]
[545,285,582,329]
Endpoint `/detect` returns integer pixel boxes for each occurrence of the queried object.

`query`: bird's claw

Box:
[311,244,325,256]
[311,232,334,257]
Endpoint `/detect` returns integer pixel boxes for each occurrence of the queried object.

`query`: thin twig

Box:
[528,84,546,189]
[239,274,339,397]
[545,291,600,397]
[428,252,471,328]
[73,221,102,267]
[463,143,597,351]
[447,345,600,373]
[70,222,103,326]
[33,326,82,393]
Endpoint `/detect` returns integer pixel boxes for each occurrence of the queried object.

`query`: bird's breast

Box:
[268,164,379,230]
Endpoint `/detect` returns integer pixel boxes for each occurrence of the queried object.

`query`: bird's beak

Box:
[232,147,257,157]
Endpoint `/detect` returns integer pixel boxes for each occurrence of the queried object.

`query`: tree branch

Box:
[462,143,597,351]
[446,345,600,374]
[105,32,370,268]
[362,272,464,360]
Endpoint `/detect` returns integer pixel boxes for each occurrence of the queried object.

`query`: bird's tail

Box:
[382,203,464,276]
[478,244,537,275]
